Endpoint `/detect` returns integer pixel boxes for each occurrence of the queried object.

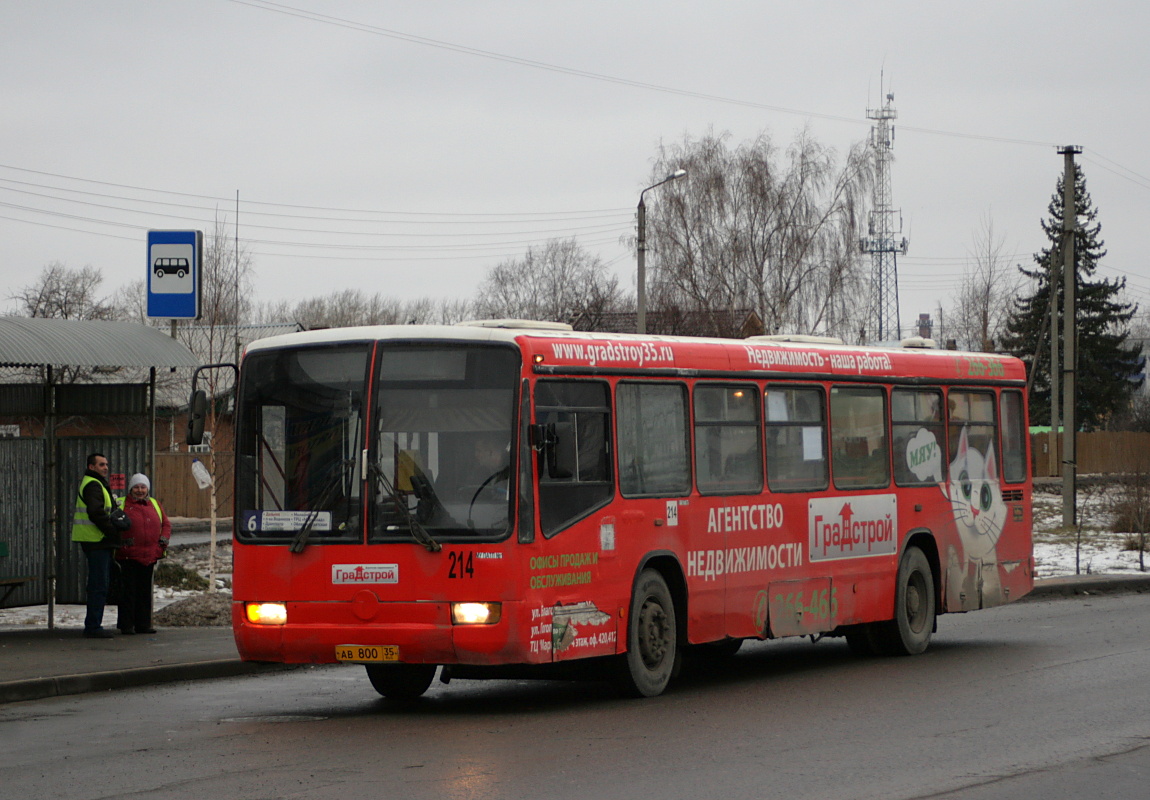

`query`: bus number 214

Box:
[448,551,475,579]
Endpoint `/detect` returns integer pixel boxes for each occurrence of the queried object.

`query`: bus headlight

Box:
[451,602,502,625]
[245,602,288,626]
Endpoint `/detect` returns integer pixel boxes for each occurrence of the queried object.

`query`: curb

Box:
[1026,573,1150,599]
[0,659,294,705]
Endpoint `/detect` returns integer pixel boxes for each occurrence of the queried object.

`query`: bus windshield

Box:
[370,344,520,542]
[235,344,369,542]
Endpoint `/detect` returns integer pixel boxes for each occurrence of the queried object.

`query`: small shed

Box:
[0,317,199,620]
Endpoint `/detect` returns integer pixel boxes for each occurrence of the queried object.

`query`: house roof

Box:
[0,317,200,369]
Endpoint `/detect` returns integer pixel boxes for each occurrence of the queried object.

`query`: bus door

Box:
[532,379,616,661]
[763,384,837,637]
[692,383,771,640]
[615,381,726,642]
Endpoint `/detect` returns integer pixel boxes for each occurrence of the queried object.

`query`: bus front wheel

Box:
[365,663,436,700]
[619,569,677,697]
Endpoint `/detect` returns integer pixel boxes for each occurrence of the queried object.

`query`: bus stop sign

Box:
[146,229,203,319]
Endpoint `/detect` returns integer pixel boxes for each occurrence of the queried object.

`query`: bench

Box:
[0,541,36,606]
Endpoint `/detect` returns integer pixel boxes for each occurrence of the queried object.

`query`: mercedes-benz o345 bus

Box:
[223,321,1033,699]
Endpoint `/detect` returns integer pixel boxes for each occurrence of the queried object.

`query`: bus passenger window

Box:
[1000,390,1028,483]
[764,386,827,492]
[948,391,997,470]
[535,380,613,537]
[617,382,690,497]
[694,384,762,495]
[830,386,889,490]
[892,388,945,486]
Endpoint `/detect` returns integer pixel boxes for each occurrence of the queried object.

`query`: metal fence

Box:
[0,438,47,607]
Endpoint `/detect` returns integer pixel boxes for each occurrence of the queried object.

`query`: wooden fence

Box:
[153,452,233,519]
[1031,431,1150,478]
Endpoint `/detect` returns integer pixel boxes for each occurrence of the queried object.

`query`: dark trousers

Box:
[82,548,113,633]
[116,560,156,633]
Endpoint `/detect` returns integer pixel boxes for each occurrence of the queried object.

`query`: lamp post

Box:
[637,169,687,335]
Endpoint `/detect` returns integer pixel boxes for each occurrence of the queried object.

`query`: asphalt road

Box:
[2,592,1148,800]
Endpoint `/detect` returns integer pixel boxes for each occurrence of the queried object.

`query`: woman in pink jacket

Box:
[116,473,171,635]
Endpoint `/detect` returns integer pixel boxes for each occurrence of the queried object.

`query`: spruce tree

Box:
[1001,164,1143,430]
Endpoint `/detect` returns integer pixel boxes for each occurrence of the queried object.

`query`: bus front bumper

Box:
[232,600,533,666]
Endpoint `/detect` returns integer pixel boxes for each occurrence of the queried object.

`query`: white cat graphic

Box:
[944,426,1007,609]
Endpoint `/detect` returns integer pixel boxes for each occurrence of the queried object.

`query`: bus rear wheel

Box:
[619,569,677,697]
[872,546,935,656]
[365,664,436,700]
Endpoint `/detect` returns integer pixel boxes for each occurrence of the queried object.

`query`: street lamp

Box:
[637,168,687,335]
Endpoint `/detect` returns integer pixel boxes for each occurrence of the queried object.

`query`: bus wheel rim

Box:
[906,575,925,632]
[639,599,668,669]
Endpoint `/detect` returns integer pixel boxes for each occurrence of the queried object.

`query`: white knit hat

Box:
[128,473,151,493]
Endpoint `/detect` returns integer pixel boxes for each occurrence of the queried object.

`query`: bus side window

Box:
[617,381,690,498]
[948,390,997,473]
[830,386,889,490]
[694,384,762,495]
[534,380,613,538]
[892,388,945,486]
[764,385,828,492]
[999,390,1028,483]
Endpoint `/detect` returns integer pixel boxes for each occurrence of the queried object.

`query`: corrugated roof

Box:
[0,317,200,368]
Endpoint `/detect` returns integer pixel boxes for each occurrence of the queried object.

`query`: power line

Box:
[1083,150,1150,192]
[232,0,1058,149]
[0,163,629,220]
[0,191,630,240]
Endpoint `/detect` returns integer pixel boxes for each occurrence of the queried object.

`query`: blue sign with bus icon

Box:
[147,230,202,319]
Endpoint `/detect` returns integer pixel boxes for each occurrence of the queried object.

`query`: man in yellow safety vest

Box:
[71,452,123,638]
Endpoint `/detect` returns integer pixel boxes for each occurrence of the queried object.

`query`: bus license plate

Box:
[335,644,399,663]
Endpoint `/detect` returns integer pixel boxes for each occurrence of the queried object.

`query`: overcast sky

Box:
[3,1,1148,334]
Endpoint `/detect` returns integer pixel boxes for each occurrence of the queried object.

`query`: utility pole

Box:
[235,189,242,366]
[1059,146,1081,529]
[860,85,909,341]
[1048,235,1060,478]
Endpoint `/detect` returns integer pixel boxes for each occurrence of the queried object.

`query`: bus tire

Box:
[365,664,436,700]
[619,569,677,698]
[874,546,935,656]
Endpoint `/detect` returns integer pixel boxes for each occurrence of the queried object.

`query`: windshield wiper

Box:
[369,462,442,553]
[290,394,364,554]
[289,457,356,554]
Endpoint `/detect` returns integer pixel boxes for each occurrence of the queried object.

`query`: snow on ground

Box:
[3,484,1148,629]
[1031,482,1149,578]
[0,544,232,630]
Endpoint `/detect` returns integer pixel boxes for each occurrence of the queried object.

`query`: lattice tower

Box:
[860,91,909,341]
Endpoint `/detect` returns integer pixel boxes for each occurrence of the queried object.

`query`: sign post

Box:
[146,230,203,320]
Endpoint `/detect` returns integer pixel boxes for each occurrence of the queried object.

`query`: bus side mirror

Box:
[546,421,576,479]
[187,389,208,446]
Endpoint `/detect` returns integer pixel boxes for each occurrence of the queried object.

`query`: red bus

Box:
[224,321,1032,698]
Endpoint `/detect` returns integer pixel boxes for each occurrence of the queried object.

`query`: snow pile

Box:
[153,591,232,627]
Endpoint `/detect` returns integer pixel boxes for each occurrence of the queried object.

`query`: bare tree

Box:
[474,237,621,323]
[8,262,117,381]
[11,262,114,321]
[643,129,873,340]
[255,290,472,329]
[175,216,256,367]
[947,214,1022,352]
